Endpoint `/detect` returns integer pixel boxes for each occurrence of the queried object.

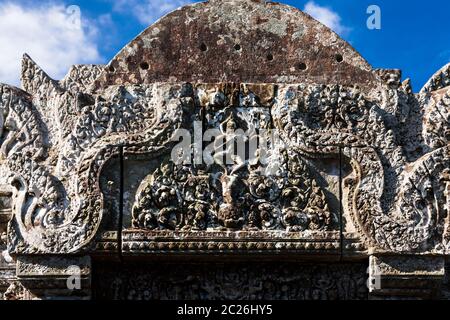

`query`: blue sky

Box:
[0,0,449,92]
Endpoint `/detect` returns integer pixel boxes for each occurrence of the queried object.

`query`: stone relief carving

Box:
[273,83,449,252]
[1,57,187,254]
[131,152,335,232]
[3,281,27,301]
[93,262,368,300]
[0,0,447,300]
[1,73,446,254]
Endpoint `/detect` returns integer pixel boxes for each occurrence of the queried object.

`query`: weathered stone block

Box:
[0,0,448,300]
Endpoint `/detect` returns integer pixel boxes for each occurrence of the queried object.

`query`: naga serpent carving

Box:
[1,57,187,254]
[0,0,448,257]
[273,84,449,252]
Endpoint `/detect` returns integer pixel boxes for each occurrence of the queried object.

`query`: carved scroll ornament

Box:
[0,0,448,257]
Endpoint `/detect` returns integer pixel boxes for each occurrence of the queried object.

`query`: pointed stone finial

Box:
[21,54,59,96]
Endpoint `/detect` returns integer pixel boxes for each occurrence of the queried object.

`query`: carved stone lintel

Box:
[15,256,91,300]
[0,0,449,300]
[368,255,445,300]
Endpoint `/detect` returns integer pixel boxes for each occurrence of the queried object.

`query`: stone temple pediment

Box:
[0,0,449,300]
[91,0,375,88]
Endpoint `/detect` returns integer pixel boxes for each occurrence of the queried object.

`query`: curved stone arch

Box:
[272,83,448,253]
[2,81,190,254]
[92,0,379,91]
[279,128,447,253]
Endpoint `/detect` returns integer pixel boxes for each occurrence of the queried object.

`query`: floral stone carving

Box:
[0,0,448,300]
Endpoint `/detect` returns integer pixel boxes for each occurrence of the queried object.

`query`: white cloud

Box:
[113,0,195,25]
[0,2,102,86]
[304,1,349,35]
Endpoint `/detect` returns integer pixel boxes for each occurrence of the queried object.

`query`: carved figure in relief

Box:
[0,0,447,257]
